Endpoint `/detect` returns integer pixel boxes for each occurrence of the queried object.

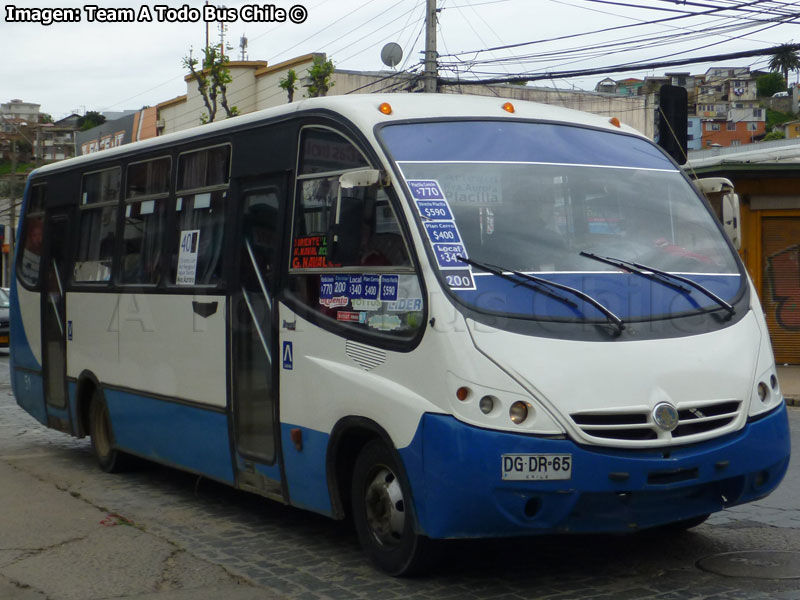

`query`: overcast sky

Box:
[2,0,799,120]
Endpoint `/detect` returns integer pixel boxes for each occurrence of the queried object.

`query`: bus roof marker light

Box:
[502,102,515,114]
[378,102,393,115]
[609,117,621,128]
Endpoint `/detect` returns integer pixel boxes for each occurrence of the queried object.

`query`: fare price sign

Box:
[424,221,461,243]
[406,178,476,290]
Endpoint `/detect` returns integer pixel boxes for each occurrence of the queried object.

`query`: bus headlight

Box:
[757,382,769,403]
[479,395,495,414]
[509,401,530,425]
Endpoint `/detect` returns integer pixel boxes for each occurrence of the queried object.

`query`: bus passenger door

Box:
[231,179,284,499]
[41,210,70,432]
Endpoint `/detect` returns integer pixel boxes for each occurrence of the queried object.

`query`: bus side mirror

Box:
[693,177,741,250]
[722,192,741,250]
[328,170,382,264]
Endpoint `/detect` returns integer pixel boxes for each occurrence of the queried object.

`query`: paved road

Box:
[0,353,798,599]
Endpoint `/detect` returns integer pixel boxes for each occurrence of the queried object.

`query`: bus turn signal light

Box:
[379,102,393,115]
[609,117,621,128]
[502,102,515,113]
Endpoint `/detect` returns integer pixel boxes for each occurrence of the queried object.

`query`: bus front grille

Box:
[570,399,742,444]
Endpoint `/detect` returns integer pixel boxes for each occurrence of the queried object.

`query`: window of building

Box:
[747,122,758,131]
[74,168,120,282]
[707,123,721,131]
[727,122,737,131]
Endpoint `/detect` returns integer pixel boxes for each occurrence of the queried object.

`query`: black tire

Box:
[351,439,438,576]
[89,388,129,473]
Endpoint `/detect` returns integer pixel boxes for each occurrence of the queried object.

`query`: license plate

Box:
[502,454,572,481]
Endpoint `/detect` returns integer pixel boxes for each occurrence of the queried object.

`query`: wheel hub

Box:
[364,466,405,547]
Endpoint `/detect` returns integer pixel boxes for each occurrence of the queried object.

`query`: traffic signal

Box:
[658,84,688,165]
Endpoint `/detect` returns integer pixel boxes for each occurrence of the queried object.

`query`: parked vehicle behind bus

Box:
[10,94,790,575]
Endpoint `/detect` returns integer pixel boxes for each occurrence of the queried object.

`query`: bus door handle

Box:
[192,301,218,318]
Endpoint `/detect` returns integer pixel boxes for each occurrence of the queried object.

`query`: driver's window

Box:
[288,127,421,341]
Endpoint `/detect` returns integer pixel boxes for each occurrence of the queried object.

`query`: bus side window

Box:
[74,168,120,283]
[122,157,170,285]
[171,145,230,286]
[289,127,421,341]
[18,184,46,287]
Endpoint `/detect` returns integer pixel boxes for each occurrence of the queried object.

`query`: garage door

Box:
[762,217,800,364]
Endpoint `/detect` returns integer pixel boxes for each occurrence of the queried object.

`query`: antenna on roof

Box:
[240,35,248,61]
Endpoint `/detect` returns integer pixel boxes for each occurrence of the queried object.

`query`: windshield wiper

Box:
[579,251,735,319]
[457,256,625,335]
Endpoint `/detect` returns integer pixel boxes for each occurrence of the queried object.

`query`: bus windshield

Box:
[380,120,741,323]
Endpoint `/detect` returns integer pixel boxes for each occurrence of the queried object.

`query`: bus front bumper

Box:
[402,403,790,539]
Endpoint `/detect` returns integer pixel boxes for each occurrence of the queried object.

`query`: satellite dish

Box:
[381,42,403,69]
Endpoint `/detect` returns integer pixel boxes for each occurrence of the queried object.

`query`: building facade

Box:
[157,54,656,139]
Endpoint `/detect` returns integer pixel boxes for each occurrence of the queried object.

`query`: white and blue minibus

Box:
[10,94,790,575]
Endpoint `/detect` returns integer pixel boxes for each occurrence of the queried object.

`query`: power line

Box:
[439,42,800,85]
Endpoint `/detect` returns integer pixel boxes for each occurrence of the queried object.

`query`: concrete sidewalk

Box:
[777,365,800,406]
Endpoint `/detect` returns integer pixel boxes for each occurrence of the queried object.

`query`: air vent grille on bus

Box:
[345,340,386,371]
[570,399,742,443]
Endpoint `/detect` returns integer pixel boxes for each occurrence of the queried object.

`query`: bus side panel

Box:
[10,282,46,425]
[67,292,120,377]
[11,369,46,425]
[279,423,333,515]
[105,388,235,484]
[11,282,42,370]
[115,294,227,408]
[277,307,444,518]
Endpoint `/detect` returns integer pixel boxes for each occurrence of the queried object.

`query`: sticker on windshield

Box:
[415,199,453,221]
[434,243,468,269]
[361,274,380,300]
[444,269,475,291]
[379,275,399,301]
[424,221,461,244]
[407,179,445,201]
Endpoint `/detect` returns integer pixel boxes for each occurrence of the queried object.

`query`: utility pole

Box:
[424,0,438,93]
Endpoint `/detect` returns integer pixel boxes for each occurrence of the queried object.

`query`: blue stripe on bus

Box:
[11,369,46,425]
[400,407,790,539]
[104,389,235,484]
[280,423,333,516]
[455,272,741,320]
[9,299,41,374]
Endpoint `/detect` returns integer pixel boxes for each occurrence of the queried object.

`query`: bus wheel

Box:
[89,389,127,473]
[351,440,437,576]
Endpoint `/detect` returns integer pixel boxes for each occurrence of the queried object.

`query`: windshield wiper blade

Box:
[455,256,578,310]
[458,256,625,335]
[579,251,735,319]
